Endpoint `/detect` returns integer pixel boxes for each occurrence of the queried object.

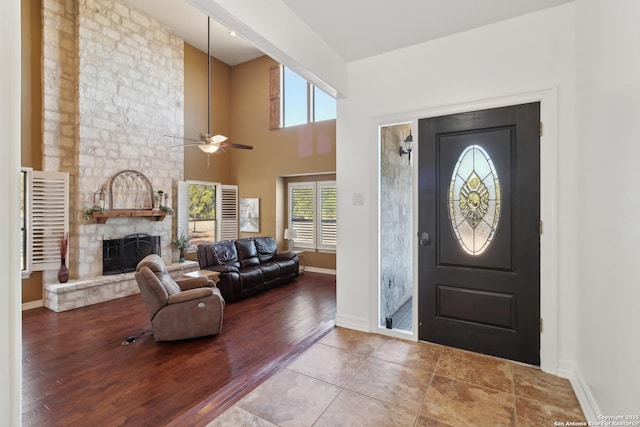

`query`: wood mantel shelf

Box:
[91,210,168,224]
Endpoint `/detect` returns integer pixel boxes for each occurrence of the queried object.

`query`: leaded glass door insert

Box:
[448,145,501,255]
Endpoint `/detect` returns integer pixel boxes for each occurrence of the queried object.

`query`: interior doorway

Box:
[379,123,414,332]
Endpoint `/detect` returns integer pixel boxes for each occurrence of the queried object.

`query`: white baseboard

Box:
[304,266,336,275]
[22,300,43,311]
[334,313,369,332]
[558,359,601,422]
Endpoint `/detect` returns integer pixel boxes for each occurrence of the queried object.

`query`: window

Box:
[448,145,501,256]
[288,181,337,251]
[278,66,336,128]
[177,181,238,250]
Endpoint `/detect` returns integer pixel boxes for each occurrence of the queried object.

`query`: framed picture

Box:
[239,197,260,233]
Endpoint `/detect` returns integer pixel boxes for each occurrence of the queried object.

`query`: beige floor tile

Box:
[422,375,516,426]
[207,406,277,427]
[345,356,432,413]
[320,327,387,356]
[516,396,586,427]
[513,364,583,414]
[314,389,417,427]
[287,343,368,387]
[415,415,456,427]
[372,338,443,371]
[436,347,514,393]
[237,369,340,427]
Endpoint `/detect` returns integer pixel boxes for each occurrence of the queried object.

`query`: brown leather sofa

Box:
[196,237,299,302]
[134,254,225,341]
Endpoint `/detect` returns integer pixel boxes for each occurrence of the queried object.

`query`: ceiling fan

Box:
[167,16,253,154]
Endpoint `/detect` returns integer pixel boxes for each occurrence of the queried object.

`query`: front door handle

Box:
[419,232,430,246]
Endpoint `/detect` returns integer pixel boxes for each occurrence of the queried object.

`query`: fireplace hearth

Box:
[103,233,160,275]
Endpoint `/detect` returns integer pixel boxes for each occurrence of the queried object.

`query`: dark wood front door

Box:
[417,102,540,365]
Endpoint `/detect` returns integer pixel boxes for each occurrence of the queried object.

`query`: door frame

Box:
[372,88,558,374]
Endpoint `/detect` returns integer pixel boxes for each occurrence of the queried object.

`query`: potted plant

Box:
[172,232,190,262]
[82,205,106,220]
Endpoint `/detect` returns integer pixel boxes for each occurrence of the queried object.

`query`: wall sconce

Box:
[399,129,413,162]
[284,228,298,251]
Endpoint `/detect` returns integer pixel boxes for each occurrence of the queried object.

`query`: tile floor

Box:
[208,327,585,427]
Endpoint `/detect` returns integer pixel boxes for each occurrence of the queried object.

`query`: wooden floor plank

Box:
[22,272,336,426]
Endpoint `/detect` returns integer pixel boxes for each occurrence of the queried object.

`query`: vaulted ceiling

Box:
[122,0,573,65]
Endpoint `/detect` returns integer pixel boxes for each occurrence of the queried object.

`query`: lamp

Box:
[198,144,221,154]
[284,228,297,251]
[399,129,413,162]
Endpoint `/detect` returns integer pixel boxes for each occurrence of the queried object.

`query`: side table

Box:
[182,269,220,284]
[292,250,306,274]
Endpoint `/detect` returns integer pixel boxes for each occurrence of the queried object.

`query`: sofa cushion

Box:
[254,237,277,263]
[239,266,263,290]
[240,257,260,269]
[259,262,280,283]
[204,244,218,267]
[235,239,260,268]
[213,240,241,269]
[235,238,257,258]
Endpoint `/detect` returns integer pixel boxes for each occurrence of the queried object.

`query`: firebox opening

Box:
[102,233,161,275]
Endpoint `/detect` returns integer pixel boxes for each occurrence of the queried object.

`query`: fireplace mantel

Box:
[91,210,168,224]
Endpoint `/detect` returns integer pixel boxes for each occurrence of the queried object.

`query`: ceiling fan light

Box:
[198,144,221,154]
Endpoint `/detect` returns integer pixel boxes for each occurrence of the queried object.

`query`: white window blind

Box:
[288,181,336,251]
[29,170,69,271]
[289,182,315,249]
[318,181,337,250]
[217,184,238,241]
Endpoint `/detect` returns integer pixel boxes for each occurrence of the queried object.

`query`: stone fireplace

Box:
[41,0,196,311]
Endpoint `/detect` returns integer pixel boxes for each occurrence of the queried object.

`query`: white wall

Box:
[336,4,578,364]
[574,0,640,416]
[0,0,22,421]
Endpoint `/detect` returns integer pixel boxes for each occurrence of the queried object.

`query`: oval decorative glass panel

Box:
[448,145,501,255]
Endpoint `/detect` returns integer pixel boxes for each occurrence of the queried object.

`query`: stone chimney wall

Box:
[42,0,185,282]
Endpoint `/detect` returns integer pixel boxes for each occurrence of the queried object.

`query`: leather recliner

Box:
[134,254,225,341]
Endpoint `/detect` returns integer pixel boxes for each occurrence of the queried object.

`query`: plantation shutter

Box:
[177,181,190,248]
[29,171,69,271]
[318,181,337,250]
[217,184,238,240]
[289,182,315,249]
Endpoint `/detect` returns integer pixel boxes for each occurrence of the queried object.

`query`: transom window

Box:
[281,66,336,128]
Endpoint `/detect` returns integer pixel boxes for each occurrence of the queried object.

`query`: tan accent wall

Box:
[227,56,336,270]
[21,0,43,303]
[183,43,232,184]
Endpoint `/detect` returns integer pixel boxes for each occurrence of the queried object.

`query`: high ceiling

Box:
[123,0,572,65]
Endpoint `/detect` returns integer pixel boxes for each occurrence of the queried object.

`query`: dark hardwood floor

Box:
[22,272,336,426]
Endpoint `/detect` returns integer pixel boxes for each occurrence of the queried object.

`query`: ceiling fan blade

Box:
[200,133,228,144]
[170,142,203,148]
[218,142,254,150]
[164,134,201,143]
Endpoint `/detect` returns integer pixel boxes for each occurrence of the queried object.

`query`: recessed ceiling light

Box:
[229,30,237,37]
